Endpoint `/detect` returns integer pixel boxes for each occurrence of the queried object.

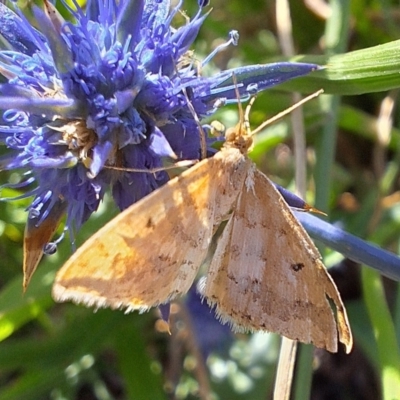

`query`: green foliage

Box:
[1,0,400,399]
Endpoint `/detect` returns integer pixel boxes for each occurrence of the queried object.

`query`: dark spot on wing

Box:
[291,263,305,272]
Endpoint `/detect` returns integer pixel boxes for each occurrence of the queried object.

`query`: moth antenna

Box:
[232,73,255,141]
[103,159,198,174]
[251,89,324,136]
[232,74,244,129]
[245,95,257,138]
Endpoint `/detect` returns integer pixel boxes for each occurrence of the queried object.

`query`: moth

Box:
[52,93,353,354]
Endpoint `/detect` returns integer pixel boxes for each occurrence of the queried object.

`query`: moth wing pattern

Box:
[204,167,352,353]
[53,157,224,311]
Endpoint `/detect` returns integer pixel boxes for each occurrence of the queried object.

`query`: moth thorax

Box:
[224,123,254,154]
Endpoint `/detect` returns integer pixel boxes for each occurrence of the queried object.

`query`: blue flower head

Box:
[0,0,318,284]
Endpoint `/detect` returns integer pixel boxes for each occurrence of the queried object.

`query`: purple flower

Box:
[0,0,318,279]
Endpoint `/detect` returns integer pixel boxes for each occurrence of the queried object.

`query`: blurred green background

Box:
[1,0,400,399]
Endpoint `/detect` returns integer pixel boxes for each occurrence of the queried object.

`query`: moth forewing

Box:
[53,157,218,310]
[203,168,352,354]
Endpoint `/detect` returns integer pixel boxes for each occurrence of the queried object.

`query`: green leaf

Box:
[279,40,400,94]
[362,268,400,400]
[0,270,54,342]
[114,319,167,400]
[0,368,65,400]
